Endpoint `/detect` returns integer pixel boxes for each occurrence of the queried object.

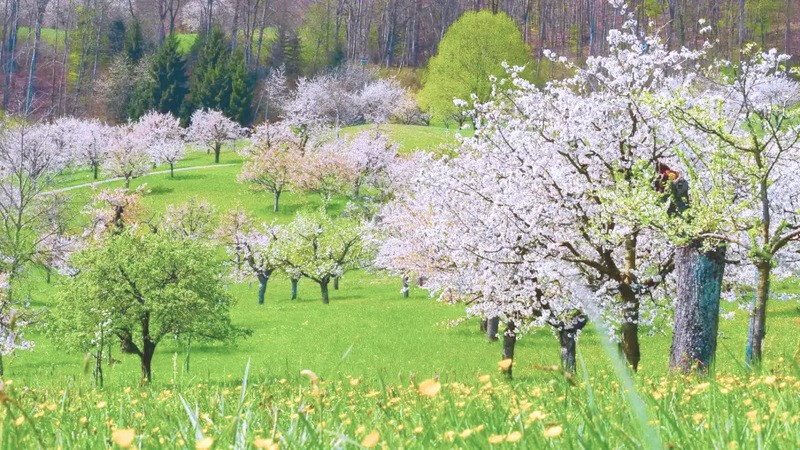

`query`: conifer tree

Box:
[149,34,188,117]
[187,26,231,114]
[227,49,254,125]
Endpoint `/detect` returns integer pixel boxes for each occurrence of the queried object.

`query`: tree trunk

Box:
[141,342,155,383]
[185,334,192,373]
[501,321,516,378]
[257,272,269,305]
[619,286,641,371]
[273,190,280,212]
[746,262,771,367]
[487,316,499,341]
[402,275,410,298]
[0,354,4,376]
[170,163,174,177]
[558,328,577,373]
[320,278,330,304]
[291,277,299,300]
[95,348,104,387]
[334,276,339,290]
[25,5,45,116]
[93,163,99,180]
[214,142,221,163]
[670,243,726,373]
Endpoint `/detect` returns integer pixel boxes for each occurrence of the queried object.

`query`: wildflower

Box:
[195,437,214,450]
[418,379,441,397]
[487,434,505,444]
[746,410,758,422]
[443,431,455,441]
[693,413,704,424]
[112,429,136,448]
[764,376,776,385]
[349,378,360,386]
[478,375,491,383]
[79,417,88,425]
[254,437,279,450]
[498,359,513,372]
[506,431,522,443]
[543,425,563,438]
[413,426,424,434]
[13,416,24,426]
[459,429,473,438]
[96,401,107,409]
[528,410,546,422]
[361,430,380,448]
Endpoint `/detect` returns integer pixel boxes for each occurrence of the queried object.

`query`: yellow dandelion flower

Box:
[195,437,214,450]
[693,413,704,424]
[746,410,758,422]
[253,437,279,450]
[528,410,546,422]
[79,416,88,425]
[443,431,455,441]
[498,359,513,371]
[506,431,523,443]
[459,429,473,439]
[764,376,776,385]
[413,426,424,434]
[13,417,24,426]
[478,375,491,383]
[543,425,563,438]
[727,441,739,450]
[418,379,441,397]
[349,378,360,386]
[360,430,380,448]
[487,434,505,444]
[112,429,135,448]
[96,401,107,409]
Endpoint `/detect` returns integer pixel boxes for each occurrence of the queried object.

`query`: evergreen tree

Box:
[124,19,146,62]
[149,34,188,117]
[227,49,254,125]
[107,20,126,55]
[187,27,231,116]
[284,32,302,79]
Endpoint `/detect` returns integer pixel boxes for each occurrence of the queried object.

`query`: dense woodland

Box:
[0,0,797,121]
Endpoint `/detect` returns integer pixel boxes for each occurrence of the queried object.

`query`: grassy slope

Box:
[9,125,800,391]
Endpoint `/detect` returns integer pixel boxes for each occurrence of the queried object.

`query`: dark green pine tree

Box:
[149,34,188,117]
[187,26,231,114]
[124,20,145,62]
[284,32,302,79]
[227,49,254,125]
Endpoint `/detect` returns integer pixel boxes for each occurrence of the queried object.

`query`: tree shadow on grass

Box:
[148,186,175,196]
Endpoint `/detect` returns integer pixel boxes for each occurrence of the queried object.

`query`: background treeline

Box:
[0,0,796,121]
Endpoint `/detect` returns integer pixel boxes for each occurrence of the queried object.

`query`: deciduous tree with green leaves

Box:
[418,10,533,125]
[51,228,248,383]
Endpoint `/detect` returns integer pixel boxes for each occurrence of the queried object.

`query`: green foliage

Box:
[187,27,231,113]
[227,49,255,125]
[124,20,146,62]
[297,1,345,73]
[418,10,533,124]
[148,34,189,117]
[281,209,369,302]
[107,20,126,55]
[49,228,247,380]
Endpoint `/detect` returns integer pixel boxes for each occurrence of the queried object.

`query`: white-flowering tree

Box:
[132,111,186,176]
[293,142,358,210]
[654,47,800,368]
[342,129,399,200]
[162,197,218,239]
[66,118,110,180]
[358,79,406,124]
[238,122,305,212]
[281,210,369,304]
[102,125,153,188]
[259,65,289,121]
[188,109,245,163]
[217,208,284,305]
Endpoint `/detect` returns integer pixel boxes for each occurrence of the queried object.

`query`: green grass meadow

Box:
[2,125,799,448]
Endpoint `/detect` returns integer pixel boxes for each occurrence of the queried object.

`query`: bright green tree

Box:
[50,228,247,383]
[418,10,533,125]
[149,34,189,117]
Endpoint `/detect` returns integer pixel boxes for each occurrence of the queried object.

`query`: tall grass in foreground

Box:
[0,357,798,448]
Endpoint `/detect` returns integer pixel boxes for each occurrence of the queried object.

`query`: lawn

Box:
[3,124,800,448]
